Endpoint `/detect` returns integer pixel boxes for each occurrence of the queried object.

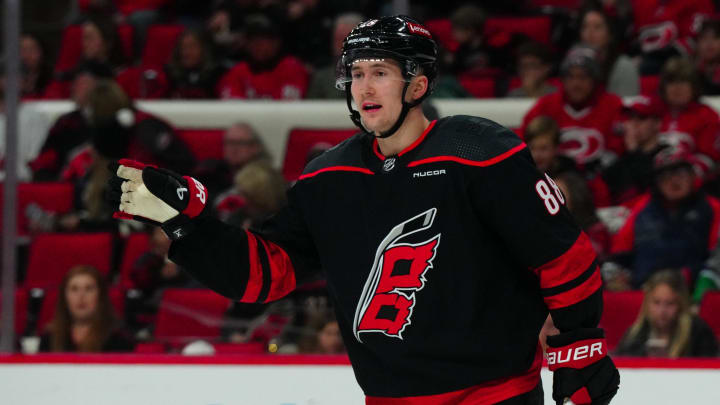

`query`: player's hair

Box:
[48,265,119,352]
[659,57,701,102]
[524,116,560,146]
[625,270,693,358]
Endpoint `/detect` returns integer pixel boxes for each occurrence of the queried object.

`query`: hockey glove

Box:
[546,328,619,405]
[107,159,207,240]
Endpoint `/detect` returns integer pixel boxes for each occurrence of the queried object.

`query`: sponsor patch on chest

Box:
[412,169,446,178]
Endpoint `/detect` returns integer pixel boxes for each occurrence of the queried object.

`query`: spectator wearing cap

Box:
[658,57,720,163]
[29,61,115,181]
[608,146,720,289]
[506,41,557,98]
[522,44,624,173]
[695,18,720,95]
[603,96,668,204]
[577,5,639,96]
[217,14,309,100]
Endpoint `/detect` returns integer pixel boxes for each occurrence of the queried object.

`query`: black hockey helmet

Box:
[336,15,438,138]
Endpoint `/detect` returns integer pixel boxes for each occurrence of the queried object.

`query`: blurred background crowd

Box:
[2,0,720,358]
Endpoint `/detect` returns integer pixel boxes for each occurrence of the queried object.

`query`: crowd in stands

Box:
[4,0,720,357]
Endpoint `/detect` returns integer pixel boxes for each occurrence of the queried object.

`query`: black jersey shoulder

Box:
[300,132,369,177]
[413,115,525,164]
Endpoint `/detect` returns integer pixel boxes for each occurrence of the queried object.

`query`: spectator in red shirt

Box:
[694,18,720,95]
[218,14,309,100]
[658,57,720,164]
[522,45,625,172]
[163,29,227,99]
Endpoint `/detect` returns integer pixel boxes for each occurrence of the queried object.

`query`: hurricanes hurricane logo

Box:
[353,208,440,342]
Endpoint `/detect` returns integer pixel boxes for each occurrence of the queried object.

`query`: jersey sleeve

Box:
[168,184,321,303]
[469,144,603,332]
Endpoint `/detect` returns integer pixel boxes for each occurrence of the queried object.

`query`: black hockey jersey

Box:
[169,115,603,402]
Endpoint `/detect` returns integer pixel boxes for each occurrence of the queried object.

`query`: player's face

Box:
[350,60,407,134]
[66,273,100,323]
[647,283,680,332]
[528,134,557,172]
[563,67,594,105]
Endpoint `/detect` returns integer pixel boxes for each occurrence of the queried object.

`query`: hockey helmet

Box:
[336,16,438,138]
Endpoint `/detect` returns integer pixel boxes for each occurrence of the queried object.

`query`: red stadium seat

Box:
[699,291,720,338]
[0,182,74,236]
[458,75,496,98]
[35,286,125,335]
[176,129,225,160]
[54,24,134,73]
[141,24,184,68]
[425,19,458,52]
[24,233,114,290]
[485,16,552,46]
[640,75,660,96]
[0,289,29,334]
[118,232,151,289]
[154,289,231,342]
[282,128,357,181]
[134,341,168,353]
[599,291,644,351]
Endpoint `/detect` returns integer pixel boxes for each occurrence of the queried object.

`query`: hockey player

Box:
[108,16,619,405]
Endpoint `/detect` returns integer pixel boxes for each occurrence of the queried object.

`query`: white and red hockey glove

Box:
[546,328,619,405]
[107,159,207,240]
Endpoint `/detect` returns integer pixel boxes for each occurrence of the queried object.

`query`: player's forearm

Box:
[168,216,253,300]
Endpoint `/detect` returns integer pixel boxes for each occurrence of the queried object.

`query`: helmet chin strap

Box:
[346,81,426,139]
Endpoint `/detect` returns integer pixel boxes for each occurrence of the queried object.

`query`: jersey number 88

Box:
[535,174,565,215]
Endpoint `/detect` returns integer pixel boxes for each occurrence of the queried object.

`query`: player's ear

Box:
[410,75,428,101]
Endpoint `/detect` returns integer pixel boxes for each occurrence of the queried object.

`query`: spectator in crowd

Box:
[30,61,114,181]
[217,14,309,100]
[445,4,509,79]
[522,45,625,172]
[658,57,720,164]
[164,29,227,99]
[631,0,714,75]
[577,4,639,96]
[615,270,718,357]
[19,33,53,98]
[213,160,287,228]
[506,41,557,98]
[297,312,345,354]
[609,147,720,289]
[695,18,720,95]
[78,17,126,72]
[193,122,270,199]
[306,12,365,99]
[39,265,134,353]
[695,239,720,304]
[555,171,612,260]
[524,115,576,176]
[603,96,668,205]
[114,0,169,61]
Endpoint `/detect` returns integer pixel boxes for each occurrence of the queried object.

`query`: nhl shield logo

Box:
[383,158,396,172]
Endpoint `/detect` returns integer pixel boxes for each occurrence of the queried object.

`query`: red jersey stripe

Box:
[299,166,374,180]
[365,344,542,405]
[372,120,437,160]
[258,237,297,302]
[544,266,602,309]
[240,231,263,303]
[407,143,527,168]
[533,232,596,290]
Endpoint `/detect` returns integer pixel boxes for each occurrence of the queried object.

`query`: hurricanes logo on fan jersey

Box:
[353,208,441,343]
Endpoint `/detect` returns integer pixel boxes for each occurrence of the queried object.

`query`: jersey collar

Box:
[372,120,437,160]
